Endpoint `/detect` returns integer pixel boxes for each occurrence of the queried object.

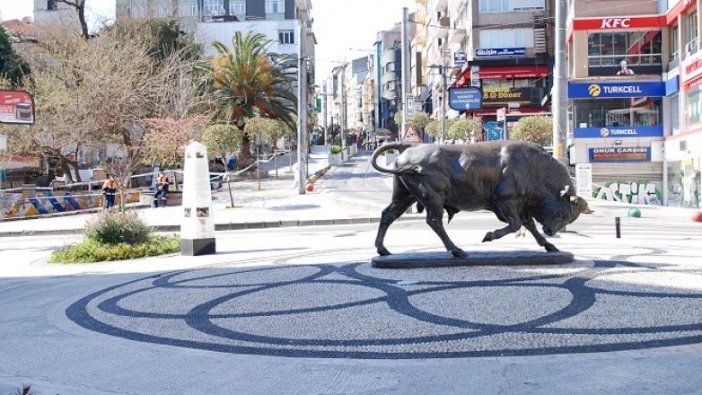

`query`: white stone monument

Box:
[181,141,216,256]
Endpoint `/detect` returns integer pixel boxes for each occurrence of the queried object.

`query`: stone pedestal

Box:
[371,250,574,269]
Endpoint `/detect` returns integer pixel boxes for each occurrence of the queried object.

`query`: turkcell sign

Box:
[568,81,666,98]
[475,47,526,57]
[573,126,663,138]
[448,87,482,110]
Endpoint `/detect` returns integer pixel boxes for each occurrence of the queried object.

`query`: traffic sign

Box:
[448,87,482,111]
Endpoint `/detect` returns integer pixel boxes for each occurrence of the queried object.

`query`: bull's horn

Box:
[560,185,570,197]
[583,207,595,214]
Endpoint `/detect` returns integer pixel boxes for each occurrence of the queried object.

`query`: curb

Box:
[0,216,425,238]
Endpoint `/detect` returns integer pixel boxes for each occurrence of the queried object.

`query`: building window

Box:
[479,28,534,48]
[230,0,246,15]
[685,9,698,55]
[479,0,544,13]
[178,1,198,17]
[266,0,285,14]
[204,0,224,16]
[573,98,661,129]
[587,31,662,75]
[279,30,294,44]
[47,0,57,11]
[671,23,680,65]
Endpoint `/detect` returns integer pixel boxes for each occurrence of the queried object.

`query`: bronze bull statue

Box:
[370,140,593,257]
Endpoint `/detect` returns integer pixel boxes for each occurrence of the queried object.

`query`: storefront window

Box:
[667,159,701,208]
[670,93,680,135]
[587,31,662,76]
[574,98,661,128]
[685,82,702,127]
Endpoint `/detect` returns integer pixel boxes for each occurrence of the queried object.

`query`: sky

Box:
[311,0,415,83]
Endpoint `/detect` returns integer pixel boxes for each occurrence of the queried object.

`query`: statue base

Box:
[371,250,574,269]
[181,238,216,256]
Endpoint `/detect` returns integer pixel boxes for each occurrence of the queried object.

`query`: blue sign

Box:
[448,87,482,110]
[568,81,666,98]
[453,51,467,66]
[475,47,526,57]
[574,126,663,138]
[484,121,504,141]
[589,147,651,162]
[665,75,679,96]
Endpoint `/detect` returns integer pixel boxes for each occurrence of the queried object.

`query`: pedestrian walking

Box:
[102,175,117,209]
[154,171,170,208]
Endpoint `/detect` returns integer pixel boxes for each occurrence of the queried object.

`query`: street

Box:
[1,151,702,394]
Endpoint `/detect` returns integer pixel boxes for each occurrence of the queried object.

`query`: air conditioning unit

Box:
[686,40,698,55]
[534,27,547,54]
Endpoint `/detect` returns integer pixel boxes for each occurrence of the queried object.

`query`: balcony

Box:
[449,28,466,44]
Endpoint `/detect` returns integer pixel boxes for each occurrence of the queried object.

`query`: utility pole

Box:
[296,20,307,194]
[340,67,346,150]
[401,6,410,137]
[552,0,568,164]
[441,66,447,142]
[322,81,328,146]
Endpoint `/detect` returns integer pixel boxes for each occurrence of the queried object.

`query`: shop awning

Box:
[478,65,549,79]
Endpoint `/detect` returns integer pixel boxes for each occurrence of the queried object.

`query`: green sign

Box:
[316,97,322,113]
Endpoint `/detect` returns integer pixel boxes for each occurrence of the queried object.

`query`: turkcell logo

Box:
[569,81,665,98]
[574,126,663,138]
[587,84,643,97]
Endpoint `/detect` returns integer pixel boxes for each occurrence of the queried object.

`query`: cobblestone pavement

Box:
[65,230,702,359]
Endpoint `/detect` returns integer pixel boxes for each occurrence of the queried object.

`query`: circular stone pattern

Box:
[66,253,702,359]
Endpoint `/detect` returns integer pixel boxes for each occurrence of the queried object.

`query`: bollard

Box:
[615,217,621,238]
[181,141,216,256]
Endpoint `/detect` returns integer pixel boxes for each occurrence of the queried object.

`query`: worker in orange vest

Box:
[102,175,117,209]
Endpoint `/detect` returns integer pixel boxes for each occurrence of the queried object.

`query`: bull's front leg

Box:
[482,200,523,243]
[522,218,559,252]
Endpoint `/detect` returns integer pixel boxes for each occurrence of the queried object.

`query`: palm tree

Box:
[207,32,297,167]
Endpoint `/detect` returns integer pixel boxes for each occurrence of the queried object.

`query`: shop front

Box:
[568,80,666,205]
[454,64,550,140]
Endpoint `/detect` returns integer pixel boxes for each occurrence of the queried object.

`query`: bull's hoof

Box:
[544,243,560,252]
[377,247,392,256]
[482,232,494,243]
[451,248,468,258]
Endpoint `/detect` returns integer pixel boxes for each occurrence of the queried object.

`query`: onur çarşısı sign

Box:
[588,147,651,162]
[0,90,35,125]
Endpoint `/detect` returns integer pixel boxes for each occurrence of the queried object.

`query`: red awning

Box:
[478,65,549,80]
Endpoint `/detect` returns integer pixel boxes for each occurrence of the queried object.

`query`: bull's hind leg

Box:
[423,203,467,258]
[375,177,416,256]
[523,218,559,252]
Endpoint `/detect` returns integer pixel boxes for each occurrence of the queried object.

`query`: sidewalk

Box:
[0,146,392,237]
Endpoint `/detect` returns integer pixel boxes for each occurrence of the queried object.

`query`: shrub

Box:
[85,211,151,246]
[330,144,342,154]
[49,235,180,263]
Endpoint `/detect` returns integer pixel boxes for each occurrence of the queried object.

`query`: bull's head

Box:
[542,185,594,236]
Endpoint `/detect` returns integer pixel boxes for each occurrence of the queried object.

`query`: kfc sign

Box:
[601,18,631,29]
[683,52,702,83]
[573,16,665,31]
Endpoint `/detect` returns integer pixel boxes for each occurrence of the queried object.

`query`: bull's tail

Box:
[370,142,415,175]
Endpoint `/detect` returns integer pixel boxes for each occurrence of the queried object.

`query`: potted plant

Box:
[328,145,343,166]
[384,149,398,166]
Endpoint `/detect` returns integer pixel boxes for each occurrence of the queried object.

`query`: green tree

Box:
[410,112,430,130]
[0,26,30,87]
[511,116,553,146]
[206,32,297,167]
[425,118,455,140]
[447,118,480,142]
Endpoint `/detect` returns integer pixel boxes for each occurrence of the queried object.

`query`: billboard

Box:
[568,81,665,99]
[0,90,35,125]
[589,147,651,162]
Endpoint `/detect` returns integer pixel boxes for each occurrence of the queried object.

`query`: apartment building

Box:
[566,0,700,209]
